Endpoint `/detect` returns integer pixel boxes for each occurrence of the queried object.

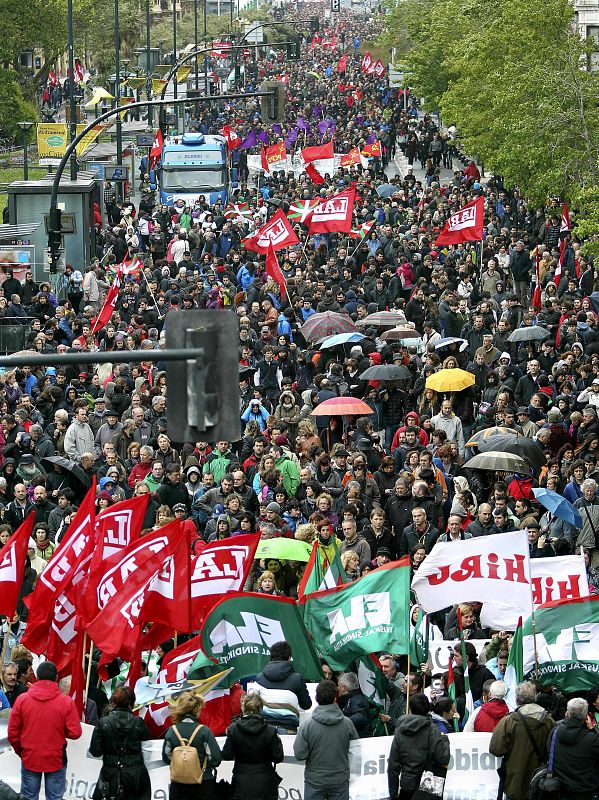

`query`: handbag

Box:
[529,727,560,800]
[412,727,447,800]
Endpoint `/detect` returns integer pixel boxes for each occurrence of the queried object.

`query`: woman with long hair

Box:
[90,686,151,800]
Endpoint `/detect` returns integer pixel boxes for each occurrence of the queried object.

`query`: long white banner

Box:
[0,721,500,800]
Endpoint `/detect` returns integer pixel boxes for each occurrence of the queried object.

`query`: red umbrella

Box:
[300,311,359,342]
[311,397,374,416]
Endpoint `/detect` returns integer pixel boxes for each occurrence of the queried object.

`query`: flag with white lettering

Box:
[523,594,599,691]
[411,530,532,630]
[0,514,35,618]
[307,186,355,234]
[22,481,97,656]
[287,198,319,224]
[301,559,411,671]
[201,593,323,686]
[553,202,571,287]
[84,520,188,661]
[142,533,260,631]
[435,197,484,246]
[242,209,300,254]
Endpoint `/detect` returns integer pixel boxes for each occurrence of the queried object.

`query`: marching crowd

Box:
[1,2,599,799]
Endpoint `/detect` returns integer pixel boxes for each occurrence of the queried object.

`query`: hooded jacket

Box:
[254,660,312,728]
[388,714,450,797]
[222,714,283,800]
[8,680,82,772]
[473,698,509,732]
[294,703,358,788]
[551,717,599,798]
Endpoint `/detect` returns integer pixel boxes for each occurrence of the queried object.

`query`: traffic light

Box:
[48,207,62,275]
[165,311,241,443]
[286,38,301,60]
[261,80,286,124]
[310,17,319,32]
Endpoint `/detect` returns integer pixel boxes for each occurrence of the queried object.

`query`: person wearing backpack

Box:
[222,692,284,800]
[162,691,222,799]
[89,686,151,800]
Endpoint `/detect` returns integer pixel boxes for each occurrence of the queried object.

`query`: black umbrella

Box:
[360,364,412,381]
[507,326,550,343]
[464,450,532,475]
[41,455,92,488]
[478,434,546,473]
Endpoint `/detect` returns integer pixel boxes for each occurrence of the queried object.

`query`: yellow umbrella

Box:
[84,87,114,108]
[425,368,475,392]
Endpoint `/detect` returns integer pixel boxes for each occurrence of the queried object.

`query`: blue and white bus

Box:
[158,132,229,207]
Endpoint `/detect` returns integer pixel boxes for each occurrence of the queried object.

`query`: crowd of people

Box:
[1,2,599,799]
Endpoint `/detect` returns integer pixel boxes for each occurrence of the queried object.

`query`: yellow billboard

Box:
[36,123,68,161]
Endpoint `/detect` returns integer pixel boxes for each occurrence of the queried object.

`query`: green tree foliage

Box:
[382,0,599,204]
[0,69,38,139]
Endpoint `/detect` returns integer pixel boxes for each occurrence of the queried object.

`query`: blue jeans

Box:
[304,782,349,800]
[21,766,66,800]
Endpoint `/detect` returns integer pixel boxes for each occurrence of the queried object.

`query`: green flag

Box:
[301,559,411,671]
[409,608,430,672]
[523,594,599,691]
[297,540,347,600]
[356,654,390,737]
[457,609,475,723]
[504,617,523,711]
[200,592,323,686]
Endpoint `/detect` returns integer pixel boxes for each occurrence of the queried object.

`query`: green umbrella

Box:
[256,538,313,562]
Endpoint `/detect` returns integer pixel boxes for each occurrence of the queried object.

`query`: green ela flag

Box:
[523,594,599,692]
[504,617,523,711]
[301,559,411,671]
[457,610,475,723]
[297,539,347,599]
[409,608,430,672]
[200,592,323,686]
[356,654,390,737]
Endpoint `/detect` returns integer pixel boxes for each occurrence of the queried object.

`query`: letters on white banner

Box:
[0,722,500,800]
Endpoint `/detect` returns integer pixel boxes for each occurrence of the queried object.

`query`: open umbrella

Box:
[478,434,546,473]
[464,451,532,475]
[360,364,412,381]
[256,538,313,562]
[380,327,422,341]
[376,183,396,198]
[41,455,92,488]
[300,311,359,342]
[311,397,374,416]
[425,368,475,392]
[507,326,551,343]
[434,337,468,352]
[532,488,582,528]
[466,427,518,448]
[356,311,407,329]
[317,332,365,349]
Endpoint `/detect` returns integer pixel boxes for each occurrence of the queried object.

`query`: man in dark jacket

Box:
[157,464,190,511]
[550,697,599,800]
[399,507,440,556]
[387,693,450,800]
[294,679,358,800]
[466,503,495,537]
[254,640,312,733]
[337,672,372,738]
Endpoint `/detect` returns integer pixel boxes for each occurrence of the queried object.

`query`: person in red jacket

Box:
[8,660,82,800]
[466,680,510,733]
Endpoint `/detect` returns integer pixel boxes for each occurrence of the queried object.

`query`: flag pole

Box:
[405,650,411,715]
[140,268,163,319]
[525,547,540,679]
[84,635,94,711]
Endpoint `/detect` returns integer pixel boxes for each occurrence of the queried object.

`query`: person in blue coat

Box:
[241,400,269,431]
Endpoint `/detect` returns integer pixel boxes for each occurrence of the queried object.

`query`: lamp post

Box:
[173,0,178,132]
[146,0,153,126]
[114,0,123,200]
[203,0,208,96]
[67,0,78,180]
[16,122,34,181]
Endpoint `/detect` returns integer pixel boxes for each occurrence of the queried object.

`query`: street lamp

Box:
[17,122,34,181]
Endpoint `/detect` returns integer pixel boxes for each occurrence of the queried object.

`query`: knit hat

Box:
[28,538,37,550]
[266,502,281,514]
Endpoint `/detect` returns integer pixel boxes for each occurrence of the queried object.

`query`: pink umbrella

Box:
[311,397,374,416]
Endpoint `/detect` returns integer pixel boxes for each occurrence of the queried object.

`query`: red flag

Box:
[266,244,288,301]
[243,208,300,254]
[140,536,193,632]
[435,197,485,246]
[260,145,269,173]
[532,249,542,312]
[301,141,334,163]
[84,521,188,661]
[0,514,35,618]
[305,162,325,185]
[149,128,163,170]
[90,279,120,335]
[22,482,96,656]
[361,52,373,73]
[337,55,348,74]
[308,186,356,234]
[553,202,571,287]
[79,494,149,624]
[362,141,382,158]
[220,125,241,150]
[265,142,287,166]
[373,60,386,77]
[340,147,362,167]
[68,629,87,721]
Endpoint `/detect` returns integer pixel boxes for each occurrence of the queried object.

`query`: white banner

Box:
[529,554,589,607]
[412,530,532,629]
[0,721,499,800]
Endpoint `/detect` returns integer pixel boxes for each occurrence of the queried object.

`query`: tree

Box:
[0,69,38,140]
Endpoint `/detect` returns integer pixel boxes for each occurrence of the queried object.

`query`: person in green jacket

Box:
[203,440,238,483]
[271,442,300,497]
[143,460,164,494]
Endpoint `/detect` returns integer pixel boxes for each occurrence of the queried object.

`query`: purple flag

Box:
[355,115,365,126]
[317,119,329,137]
[272,123,283,136]
[296,116,310,132]
[366,132,377,144]
[257,130,270,144]
[239,129,258,150]
[312,105,323,118]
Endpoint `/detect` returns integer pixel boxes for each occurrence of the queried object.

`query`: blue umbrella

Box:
[532,488,582,528]
[317,332,365,349]
[434,337,468,352]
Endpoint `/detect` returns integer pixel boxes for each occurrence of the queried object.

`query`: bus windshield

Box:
[161,166,226,192]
